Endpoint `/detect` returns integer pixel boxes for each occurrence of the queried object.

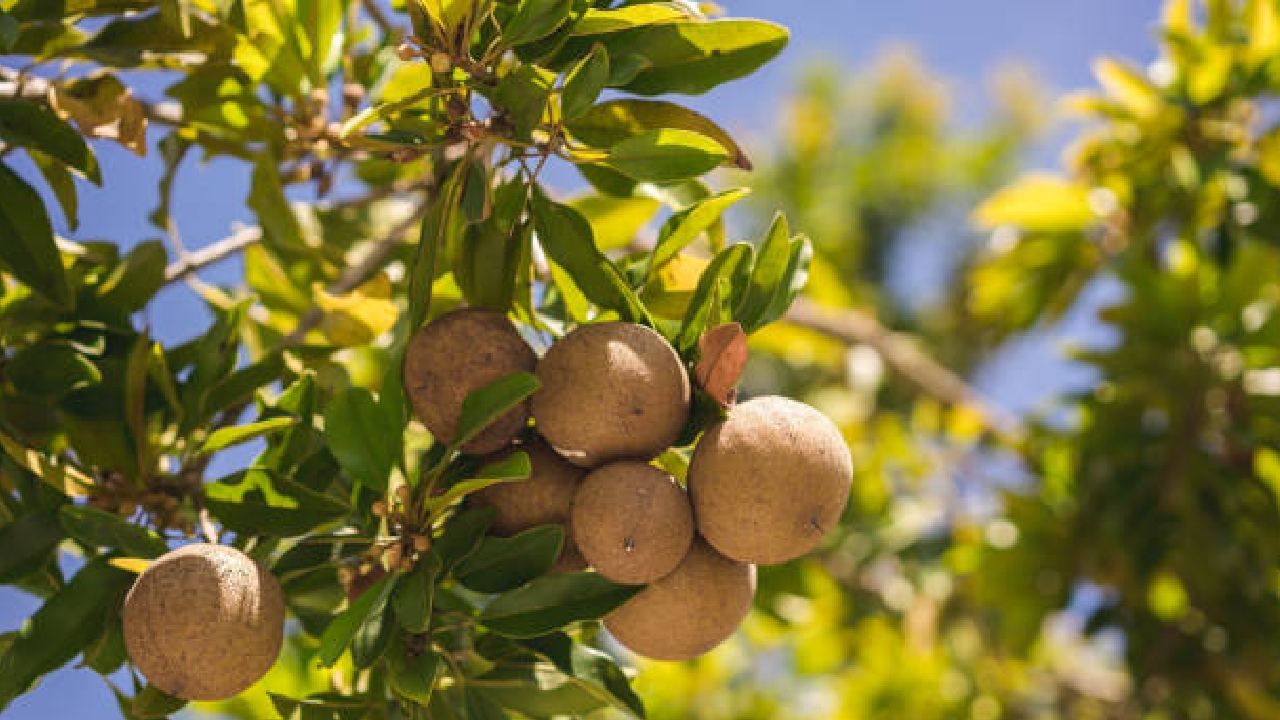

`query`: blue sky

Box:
[0,2,1160,717]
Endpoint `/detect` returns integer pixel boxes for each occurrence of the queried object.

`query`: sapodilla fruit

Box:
[604,538,755,661]
[532,322,690,467]
[688,395,852,565]
[123,543,285,701]
[403,307,536,455]
[471,437,586,572]
[571,460,693,584]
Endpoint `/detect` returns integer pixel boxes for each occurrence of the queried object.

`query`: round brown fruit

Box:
[471,438,585,535]
[688,395,852,565]
[604,538,755,661]
[123,543,285,701]
[571,460,693,584]
[532,322,690,467]
[403,307,536,455]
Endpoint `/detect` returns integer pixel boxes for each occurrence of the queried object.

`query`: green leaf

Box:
[455,180,531,312]
[0,163,72,308]
[456,525,564,593]
[388,636,439,705]
[6,343,102,401]
[59,505,168,558]
[452,372,540,452]
[734,212,791,332]
[0,99,100,182]
[200,416,298,455]
[596,19,788,96]
[28,150,78,230]
[0,12,17,52]
[132,684,186,719]
[676,242,755,353]
[435,506,494,572]
[755,235,811,331]
[393,552,441,633]
[604,129,727,182]
[503,0,572,47]
[571,4,690,35]
[521,633,645,717]
[0,559,132,711]
[325,387,401,492]
[566,99,750,170]
[350,601,394,669]
[479,572,642,638]
[466,687,511,720]
[426,451,531,512]
[409,160,467,331]
[0,512,64,583]
[204,469,349,536]
[647,187,751,279]
[491,63,555,139]
[562,44,610,121]
[318,574,393,667]
[530,188,650,323]
[98,239,167,312]
[249,155,305,252]
[569,194,660,251]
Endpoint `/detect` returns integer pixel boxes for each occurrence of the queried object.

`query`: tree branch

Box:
[783,298,1024,440]
[361,0,400,39]
[163,226,263,282]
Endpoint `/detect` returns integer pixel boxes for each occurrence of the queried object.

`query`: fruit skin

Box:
[571,460,693,584]
[604,538,755,661]
[688,395,852,565]
[471,438,587,571]
[403,307,536,455]
[532,322,690,468]
[123,543,285,701]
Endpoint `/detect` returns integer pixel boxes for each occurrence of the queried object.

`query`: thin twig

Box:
[783,298,1024,440]
[361,0,400,38]
[163,226,264,282]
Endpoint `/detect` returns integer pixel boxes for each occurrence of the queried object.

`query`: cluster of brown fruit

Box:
[405,308,853,661]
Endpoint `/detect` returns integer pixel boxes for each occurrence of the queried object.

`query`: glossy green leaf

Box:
[596,19,788,96]
[409,160,467,331]
[676,242,755,353]
[425,451,531,512]
[59,505,167,558]
[318,575,393,667]
[393,552,441,633]
[325,387,401,492]
[0,559,132,711]
[0,513,64,583]
[132,685,186,719]
[521,632,645,717]
[350,601,394,669]
[456,524,564,593]
[491,63,555,139]
[734,212,791,332]
[604,129,727,182]
[571,3,690,35]
[435,506,494,572]
[28,150,78,230]
[452,372,540,452]
[530,188,650,323]
[0,163,72,308]
[200,416,298,455]
[479,572,642,638]
[567,99,750,169]
[647,187,751,279]
[562,44,610,121]
[569,193,660,251]
[388,635,439,705]
[465,687,511,720]
[7,343,102,401]
[0,99,100,182]
[204,469,348,536]
[503,0,572,47]
[97,239,167,312]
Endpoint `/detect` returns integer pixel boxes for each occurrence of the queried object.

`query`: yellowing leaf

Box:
[972,173,1096,232]
[1188,45,1233,104]
[1249,0,1280,67]
[1093,58,1161,117]
[642,252,708,318]
[109,557,152,574]
[0,429,93,497]
[315,273,399,346]
[52,73,148,157]
[569,193,660,251]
